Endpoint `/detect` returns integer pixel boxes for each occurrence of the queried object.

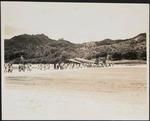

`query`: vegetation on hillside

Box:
[5,33,146,64]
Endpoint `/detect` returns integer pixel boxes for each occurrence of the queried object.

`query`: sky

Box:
[1,2,149,43]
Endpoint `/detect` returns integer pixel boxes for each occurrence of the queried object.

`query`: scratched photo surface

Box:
[1,2,149,120]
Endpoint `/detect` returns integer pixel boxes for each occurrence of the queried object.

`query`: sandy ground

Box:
[2,64,149,120]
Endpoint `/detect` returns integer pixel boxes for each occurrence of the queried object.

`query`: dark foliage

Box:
[111,52,122,60]
[5,33,146,63]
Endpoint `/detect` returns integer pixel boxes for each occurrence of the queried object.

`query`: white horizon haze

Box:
[1,2,149,43]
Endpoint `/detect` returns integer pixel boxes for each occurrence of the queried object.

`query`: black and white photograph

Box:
[1,2,149,120]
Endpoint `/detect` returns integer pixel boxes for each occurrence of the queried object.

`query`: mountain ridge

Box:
[4,33,146,63]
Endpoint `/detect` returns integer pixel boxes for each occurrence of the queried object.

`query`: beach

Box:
[2,64,149,120]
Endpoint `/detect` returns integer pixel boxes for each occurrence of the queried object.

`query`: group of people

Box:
[55,63,81,69]
[4,63,13,73]
[4,63,32,73]
[95,55,113,67]
[18,63,32,72]
[37,64,51,70]
[4,54,113,73]
[4,61,113,73]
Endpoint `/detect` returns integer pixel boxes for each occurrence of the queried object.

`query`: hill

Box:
[77,33,146,60]
[4,33,146,63]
